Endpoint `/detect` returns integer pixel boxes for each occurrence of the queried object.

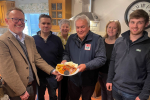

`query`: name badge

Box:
[85,44,91,50]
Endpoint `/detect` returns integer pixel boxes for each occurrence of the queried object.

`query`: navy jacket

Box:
[107,30,150,100]
[63,31,106,86]
[33,31,64,78]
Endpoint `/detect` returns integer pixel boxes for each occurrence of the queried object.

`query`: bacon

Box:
[57,64,77,75]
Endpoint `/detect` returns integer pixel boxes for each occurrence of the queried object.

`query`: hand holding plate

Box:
[56,74,63,81]
[61,60,67,64]
[77,64,86,72]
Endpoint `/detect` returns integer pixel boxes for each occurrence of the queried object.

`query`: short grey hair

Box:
[59,19,70,27]
[74,14,90,27]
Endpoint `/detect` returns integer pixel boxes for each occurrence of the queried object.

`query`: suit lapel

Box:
[6,31,28,64]
[24,35,33,63]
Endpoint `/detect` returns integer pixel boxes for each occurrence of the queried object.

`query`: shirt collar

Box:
[58,32,70,39]
[37,31,51,36]
[9,29,25,44]
[37,31,52,43]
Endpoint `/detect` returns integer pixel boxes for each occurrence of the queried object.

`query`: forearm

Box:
[85,56,106,70]
[139,51,150,100]
[138,75,150,99]
[62,55,70,61]
[107,47,116,83]
[107,60,115,83]
[33,39,54,74]
[138,72,150,99]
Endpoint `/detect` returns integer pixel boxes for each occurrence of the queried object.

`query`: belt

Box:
[27,82,33,87]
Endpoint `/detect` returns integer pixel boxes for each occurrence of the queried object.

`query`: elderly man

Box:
[0,7,62,100]
[61,15,106,100]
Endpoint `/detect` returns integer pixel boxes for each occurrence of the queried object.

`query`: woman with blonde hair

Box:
[99,20,121,100]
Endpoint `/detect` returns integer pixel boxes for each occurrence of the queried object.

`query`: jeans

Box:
[112,85,138,100]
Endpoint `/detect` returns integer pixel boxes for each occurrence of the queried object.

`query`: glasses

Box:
[109,20,119,22]
[7,18,27,23]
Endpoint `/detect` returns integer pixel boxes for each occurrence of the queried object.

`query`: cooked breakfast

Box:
[56,62,78,75]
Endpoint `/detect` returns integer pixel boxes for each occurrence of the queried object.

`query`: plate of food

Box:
[56,62,79,76]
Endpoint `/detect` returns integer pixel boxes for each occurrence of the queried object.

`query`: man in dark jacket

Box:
[61,14,106,100]
[106,9,150,100]
[33,14,64,100]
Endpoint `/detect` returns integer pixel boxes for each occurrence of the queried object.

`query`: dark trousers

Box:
[36,76,58,100]
[58,76,69,100]
[98,72,113,100]
[10,81,36,100]
[68,79,95,100]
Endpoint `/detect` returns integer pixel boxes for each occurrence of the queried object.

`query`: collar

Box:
[73,30,92,42]
[37,31,52,43]
[9,29,25,44]
[121,30,149,43]
[57,32,70,39]
[37,31,52,37]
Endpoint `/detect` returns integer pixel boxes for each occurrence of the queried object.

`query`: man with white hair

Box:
[61,15,106,100]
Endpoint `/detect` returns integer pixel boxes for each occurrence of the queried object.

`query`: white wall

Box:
[71,0,150,36]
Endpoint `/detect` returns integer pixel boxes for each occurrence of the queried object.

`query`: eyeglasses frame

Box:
[7,18,27,23]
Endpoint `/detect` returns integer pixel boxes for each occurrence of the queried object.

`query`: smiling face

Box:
[5,10,25,35]
[129,18,148,36]
[75,19,90,41]
[60,23,70,36]
[39,17,52,34]
[107,22,118,38]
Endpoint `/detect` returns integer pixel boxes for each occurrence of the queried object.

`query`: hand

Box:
[52,70,63,81]
[106,83,112,91]
[77,64,86,72]
[135,96,140,100]
[52,70,59,76]
[20,91,29,100]
[56,74,63,81]
[61,60,67,64]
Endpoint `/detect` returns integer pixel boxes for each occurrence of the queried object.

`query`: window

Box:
[23,13,48,36]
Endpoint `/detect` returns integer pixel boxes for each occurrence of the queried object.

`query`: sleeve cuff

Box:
[50,69,55,74]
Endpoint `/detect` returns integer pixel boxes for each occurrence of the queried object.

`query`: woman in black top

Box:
[99,20,121,100]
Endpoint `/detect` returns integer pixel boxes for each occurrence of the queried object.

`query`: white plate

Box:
[58,68,79,76]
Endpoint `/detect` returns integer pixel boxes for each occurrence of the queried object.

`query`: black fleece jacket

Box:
[33,31,64,78]
[107,30,150,100]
